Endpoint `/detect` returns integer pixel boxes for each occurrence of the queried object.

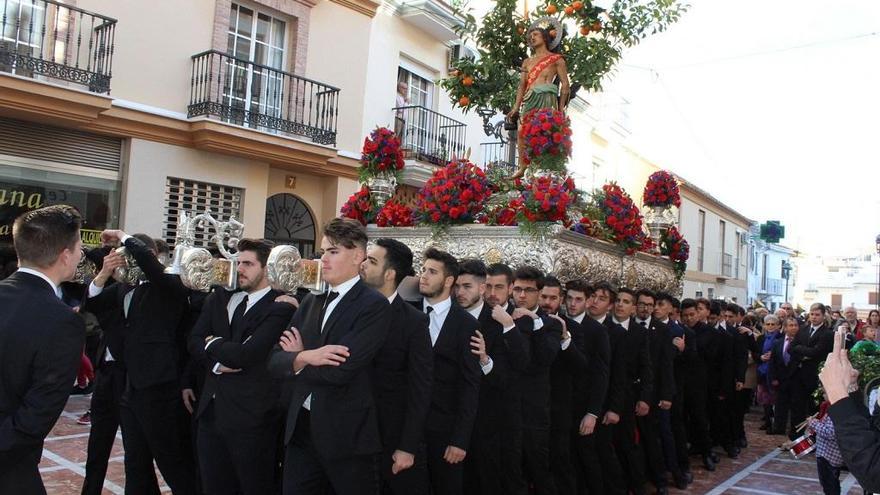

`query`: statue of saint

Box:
[507,24,570,179]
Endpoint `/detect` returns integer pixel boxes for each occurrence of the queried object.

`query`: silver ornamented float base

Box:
[367,224,681,295]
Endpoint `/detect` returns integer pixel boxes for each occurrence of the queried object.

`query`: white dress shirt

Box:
[423,296,452,347]
[594,313,607,325]
[571,312,586,325]
[636,316,652,328]
[17,267,61,299]
[613,317,631,331]
[304,275,361,411]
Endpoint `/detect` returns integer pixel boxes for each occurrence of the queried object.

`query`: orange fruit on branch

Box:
[572,1,583,9]
[591,21,602,32]
[579,25,590,35]
[564,6,574,15]
[462,76,474,86]
[459,96,470,107]
[545,4,557,14]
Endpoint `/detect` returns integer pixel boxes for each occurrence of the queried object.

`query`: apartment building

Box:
[0,0,489,266]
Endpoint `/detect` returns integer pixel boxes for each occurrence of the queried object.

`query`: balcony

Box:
[480,141,518,176]
[0,0,116,93]
[759,277,786,296]
[394,105,466,166]
[189,50,339,145]
[721,253,733,277]
[397,0,464,43]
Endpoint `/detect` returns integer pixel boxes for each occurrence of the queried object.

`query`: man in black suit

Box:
[361,238,433,495]
[512,266,561,495]
[268,218,390,495]
[634,289,679,493]
[186,239,294,494]
[0,205,86,494]
[455,260,529,495]
[722,303,753,451]
[538,276,588,495]
[564,280,611,495]
[610,287,653,495]
[679,299,716,472]
[416,248,481,495]
[770,315,801,438]
[706,299,737,459]
[87,230,195,494]
[789,303,834,435]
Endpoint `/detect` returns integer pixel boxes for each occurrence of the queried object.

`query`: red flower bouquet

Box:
[512,175,577,224]
[359,127,405,182]
[478,205,519,226]
[416,159,493,225]
[593,183,648,254]
[643,170,681,208]
[519,108,573,172]
[339,186,376,225]
[376,200,414,227]
[660,226,689,276]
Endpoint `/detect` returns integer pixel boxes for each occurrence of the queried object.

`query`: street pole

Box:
[875,234,880,309]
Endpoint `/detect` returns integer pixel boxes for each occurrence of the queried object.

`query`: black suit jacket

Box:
[372,294,433,455]
[0,272,84,465]
[828,396,880,493]
[188,287,294,429]
[769,336,799,384]
[695,322,735,397]
[520,308,562,428]
[570,314,610,419]
[620,319,654,404]
[642,317,675,403]
[86,236,189,389]
[790,323,834,387]
[474,303,530,431]
[549,314,589,422]
[415,299,481,450]
[673,322,702,394]
[602,316,628,415]
[269,280,391,459]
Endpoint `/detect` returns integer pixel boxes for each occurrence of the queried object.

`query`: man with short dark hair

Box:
[539,276,588,494]
[361,238,433,495]
[512,266,561,495]
[417,248,481,495]
[87,228,196,494]
[0,205,86,493]
[707,300,738,459]
[269,217,391,495]
[188,238,294,494]
[679,299,716,471]
[789,303,834,433]
[456,259,528,495]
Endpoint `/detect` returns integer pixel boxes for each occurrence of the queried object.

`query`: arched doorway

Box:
[264,193,316,258]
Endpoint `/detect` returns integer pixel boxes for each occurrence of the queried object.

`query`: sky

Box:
[607,0,880,257]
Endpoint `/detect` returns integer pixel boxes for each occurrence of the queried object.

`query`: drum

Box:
[788,434,816,459]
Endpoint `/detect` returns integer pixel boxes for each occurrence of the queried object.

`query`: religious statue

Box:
[507,19,570,179]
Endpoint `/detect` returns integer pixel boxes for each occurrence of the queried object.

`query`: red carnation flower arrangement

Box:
[339,186,376,225]
[478,204,518,226]
[359,127,405,182]
[520,108,573,173]
[643,170,681,208]
[660,226,689,277]
[510,174,577,224]
[416,159,492,226]
[375,200,414,227]
[592,183,649,255]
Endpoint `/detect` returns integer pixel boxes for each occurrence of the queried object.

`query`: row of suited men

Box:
[76,217,765,495]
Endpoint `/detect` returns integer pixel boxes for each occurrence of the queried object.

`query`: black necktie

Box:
[426,306,434,315]
[320,291,340,330]
[231,295,248,327]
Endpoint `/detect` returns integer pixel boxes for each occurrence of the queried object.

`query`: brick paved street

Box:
[42,395,864,494]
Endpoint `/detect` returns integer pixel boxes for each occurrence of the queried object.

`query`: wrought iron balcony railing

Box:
[189,50,340,145]
[393,105,466,166]
[480,141,517,176]
[0,0,116,93]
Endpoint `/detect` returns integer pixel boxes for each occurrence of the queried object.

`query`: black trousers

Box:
[732,388,753,442]
[380,442,429,495]
[549,409,576,495]
[614,402,647,495]
[638,409,670,488]
[573,420,626,495]
[774,380,796,437]
[817,456,842,495]
[708,391,734,448]
[522,426,558,495]
[284,408,380,495]
[791,375,819,439]
[120,381,196,495]
[82,364,156,495]
[464,425,527,495]
[197,401,281,495]
[425,429,465,495]
[0,448,44,495]
[683,377,711,457]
